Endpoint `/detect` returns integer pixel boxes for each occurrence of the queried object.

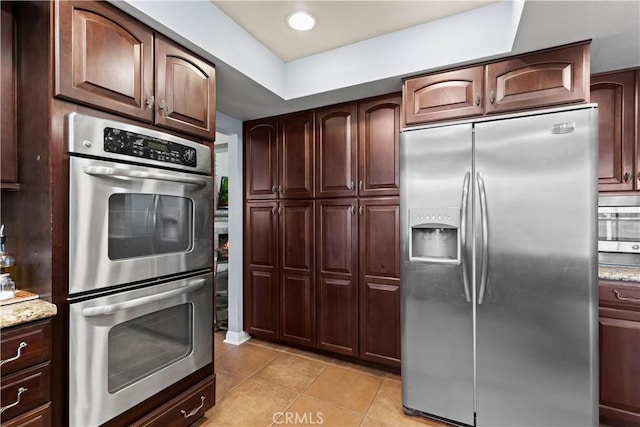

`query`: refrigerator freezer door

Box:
[474,108,598,426]
[400,123,474,426]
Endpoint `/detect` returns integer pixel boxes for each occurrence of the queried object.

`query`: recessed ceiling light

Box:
[287,11,316,31]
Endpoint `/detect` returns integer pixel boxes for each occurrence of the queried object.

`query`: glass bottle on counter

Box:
[0,224,17,279]
[0,273,15,300]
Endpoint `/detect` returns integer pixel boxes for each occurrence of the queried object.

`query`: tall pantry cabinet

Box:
[244,94,401,368]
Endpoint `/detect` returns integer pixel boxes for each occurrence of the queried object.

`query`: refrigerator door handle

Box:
[477,172,489,304]
[460,172,471,302]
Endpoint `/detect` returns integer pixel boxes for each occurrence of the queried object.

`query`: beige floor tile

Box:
[285,347,336,364]
[385,372,401,382]
[359,416,387,427]
[191,415,227,427]
[215,369,246,400]
[277,396,364,427]
[215,343,280,377]
[253,353,328,393]
[214,334,236,359]
[331,358,388,378]
[247,339,288,352]
[208,379,298,427]
[366,378,445,427]
[303,365,383,413]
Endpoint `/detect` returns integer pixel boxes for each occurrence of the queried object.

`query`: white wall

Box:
[214,112,249,345]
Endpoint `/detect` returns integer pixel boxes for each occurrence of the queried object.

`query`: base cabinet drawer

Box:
[0,363,51,421]
[0,319,51,376]
[1,403,51,427]
[133,375,215,427]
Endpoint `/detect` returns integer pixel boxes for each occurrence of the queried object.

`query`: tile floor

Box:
[193,332,446,427]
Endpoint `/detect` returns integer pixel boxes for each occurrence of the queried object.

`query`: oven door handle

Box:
[81,279,206,317]
[83,166,209,187]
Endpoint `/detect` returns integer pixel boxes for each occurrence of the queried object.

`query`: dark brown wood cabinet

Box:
[357,94,401,197]
[1,2,18,188]
[0,319,52,425]
[403,42,590,126]
[244,200,316,345]
[485,43,589,114]
[599,281,640,427]
[316,199,359,356]
[358,198,401,367]
[403,67,484,126]
[591,70,639,192]
[244,112,314,200]
[316,104,358,198]
[55,1,216,140]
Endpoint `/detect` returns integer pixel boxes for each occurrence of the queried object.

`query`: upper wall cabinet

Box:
[55,1,216,140]
[403,42,590,127]
[1,2,17,187]
[403,67,484,126]
[591,70,638,192]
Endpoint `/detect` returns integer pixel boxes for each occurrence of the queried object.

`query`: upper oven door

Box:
[69,156,213,295]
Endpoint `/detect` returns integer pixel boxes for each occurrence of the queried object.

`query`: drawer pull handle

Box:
[613,290,640,304]
[0,387,27,414]
[0,342,27,366]
[180,396,205,419]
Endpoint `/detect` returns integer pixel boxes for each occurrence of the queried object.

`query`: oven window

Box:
[108,194,193,259]
[107,303,193,393]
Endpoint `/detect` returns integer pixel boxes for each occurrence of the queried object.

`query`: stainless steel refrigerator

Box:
[400,104,599,427]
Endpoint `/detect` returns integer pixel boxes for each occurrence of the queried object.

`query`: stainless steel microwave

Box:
[598,196,640,265]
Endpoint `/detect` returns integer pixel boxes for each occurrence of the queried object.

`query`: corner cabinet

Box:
[403,42,590,126]
[55,0,216,140]
[599,281,640,427]
[591,69,639,192]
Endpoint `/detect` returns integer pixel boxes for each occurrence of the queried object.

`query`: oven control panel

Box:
[104,127,197,167]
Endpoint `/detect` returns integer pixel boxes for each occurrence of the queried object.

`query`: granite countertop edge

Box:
[599,266,640,284]
[0,299,58,329]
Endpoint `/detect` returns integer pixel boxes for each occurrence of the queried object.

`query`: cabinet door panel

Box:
[403,67,483,126]
[599,316,640,417]
[244,202,278,338]
[485,43,589,114]
[155,36,216,140]
[245,119,278,200]
[316,199,358,355]
[359,199,400,278]
[280,201,315,346]
[1,2,17,184]
[316,104,357,198]
[359,279,400,366]
[358,95,401,196]
[55,1,154,122]
[280,111,314,198]
[591,71,636,191]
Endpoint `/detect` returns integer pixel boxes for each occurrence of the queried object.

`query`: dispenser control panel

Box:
[409,207,461,264]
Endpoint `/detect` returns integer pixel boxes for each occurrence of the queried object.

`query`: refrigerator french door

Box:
[400,105,598,427]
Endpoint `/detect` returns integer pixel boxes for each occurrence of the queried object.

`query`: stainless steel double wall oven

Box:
[66,113,213,426]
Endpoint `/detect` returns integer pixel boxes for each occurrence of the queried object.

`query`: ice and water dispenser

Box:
[409,207,461,263]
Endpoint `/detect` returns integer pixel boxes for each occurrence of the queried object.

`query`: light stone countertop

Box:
[599,265,640,284]
[0,299,57,329]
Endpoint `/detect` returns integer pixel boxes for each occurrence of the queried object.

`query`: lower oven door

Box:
[69,272,213,426]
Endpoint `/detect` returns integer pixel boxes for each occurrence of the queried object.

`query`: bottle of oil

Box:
[0,224,17,279]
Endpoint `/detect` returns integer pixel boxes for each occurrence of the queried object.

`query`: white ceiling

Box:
[115,0,640,122]
[211,1,497,62]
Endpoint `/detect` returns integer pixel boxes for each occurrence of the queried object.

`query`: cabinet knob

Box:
[359,205,364,215]
[144,95,155,109]
[489,90,495,104]
[278,185,283,194]
[272,185,277,194]
[475,94,481,106]
[350,206,355,215]
[359,180,363,190]
[348,181,355,190]
[624,172,632,183]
